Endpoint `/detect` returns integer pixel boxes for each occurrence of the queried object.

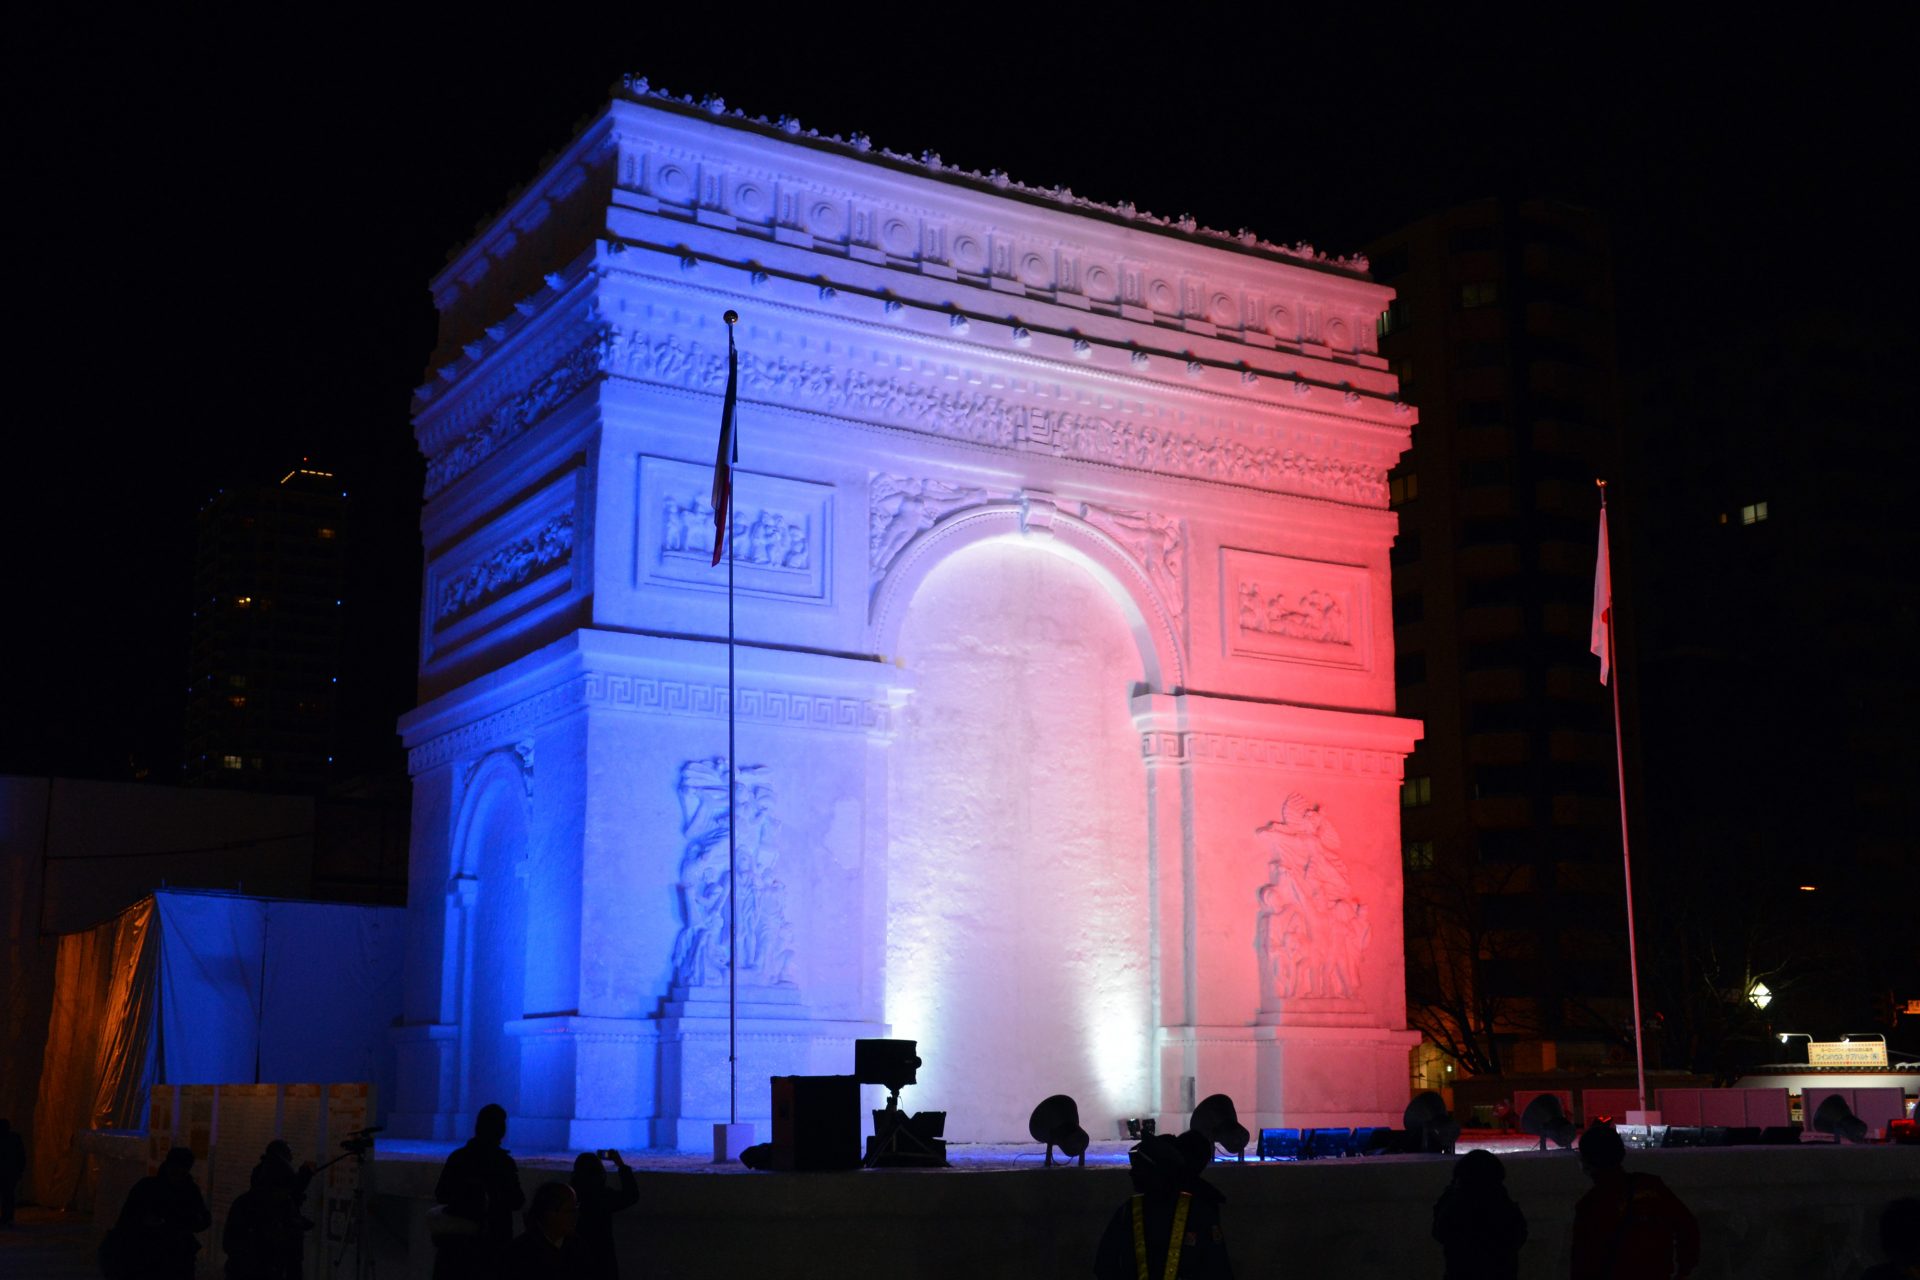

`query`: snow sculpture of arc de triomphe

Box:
[391,81,1422,1151]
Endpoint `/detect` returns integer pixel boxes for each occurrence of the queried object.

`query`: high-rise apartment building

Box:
[184,463,348,791]
[1366,198,1629,1077]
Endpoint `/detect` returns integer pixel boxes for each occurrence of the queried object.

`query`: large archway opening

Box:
[885,536,1152,1141]
[458,774,528,1120]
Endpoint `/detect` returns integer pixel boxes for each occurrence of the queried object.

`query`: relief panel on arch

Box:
[1219,547,1371,671]
[637,455,832,602]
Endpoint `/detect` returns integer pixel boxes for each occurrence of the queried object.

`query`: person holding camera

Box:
[570,1149,639,1279]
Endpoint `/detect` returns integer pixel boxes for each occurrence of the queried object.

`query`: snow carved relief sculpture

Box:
[868,474,993,577]
[436,511,576,625]
[660,494,811,570]
[1254,794,1370,1004]
[1080,503,1185,624]
[670,758,795,991]
[1236,581,1349,645]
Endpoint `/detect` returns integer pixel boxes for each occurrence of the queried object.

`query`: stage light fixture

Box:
[1520,1094,1578,1151]
[1301,1127,1350,1160]
[1257,1127,1302,1161]
[1403,1091,1461,1155]
[1124,1117,1156,1141]
[1811,1093,1870,1144]
[855,1038,947,1167]
[1189,1094,1250,1160]
[1027,1094,1090,1167]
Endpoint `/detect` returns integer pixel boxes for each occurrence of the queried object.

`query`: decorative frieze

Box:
[424,330,609,497]
[609,331,1389,504]
[434,511,576,626]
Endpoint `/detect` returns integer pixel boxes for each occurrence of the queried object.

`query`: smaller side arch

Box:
[868,499,1185,689]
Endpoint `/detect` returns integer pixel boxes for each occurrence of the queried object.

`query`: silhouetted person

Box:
[0,1118,23,1226]
[433,1104,526,1280]
[1570,1123,1699,1280]
[105,1146,212,1279]
[1859,1196,1920,1280]
[1094,1130,1233,1279]
[224,1140,316,1279]
[570,1150,639,1280]
[506,1181,587,1279]
[1432,1149,1527,1280]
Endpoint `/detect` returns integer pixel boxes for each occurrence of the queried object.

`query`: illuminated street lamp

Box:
[1748,981,1773,1010]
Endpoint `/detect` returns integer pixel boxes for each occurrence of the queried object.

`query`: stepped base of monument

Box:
[353,1138,1916,1279]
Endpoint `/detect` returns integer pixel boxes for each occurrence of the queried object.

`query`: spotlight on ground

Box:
[1812,1093,1870,1144]
[1403,1091,1461,1155]
[855,1038,947,1167]
[1124,1117,1157,1141]
[1520,1094,1578,1150]
[1189,1094,1250,1160]
[1028,1095,1089,1167]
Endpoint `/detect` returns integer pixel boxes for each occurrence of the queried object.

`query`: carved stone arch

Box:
[451,743,534,883]
[445,741,534,1120]
[868,499,1186,690]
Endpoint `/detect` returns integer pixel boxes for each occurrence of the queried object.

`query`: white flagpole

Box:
[1597,480,1650,1115]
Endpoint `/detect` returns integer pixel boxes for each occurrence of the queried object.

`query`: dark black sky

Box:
[9,12,1909,781]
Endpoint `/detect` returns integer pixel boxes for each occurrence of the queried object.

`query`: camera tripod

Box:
[309,1129,378,1279]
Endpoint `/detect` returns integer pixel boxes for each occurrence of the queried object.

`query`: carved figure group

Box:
[1237,582,1349,645]
[436,512,576,624]
[670,758,795,990]
[662,497,809,569]
[868,475,991,574]
[1254,794,1370,1003]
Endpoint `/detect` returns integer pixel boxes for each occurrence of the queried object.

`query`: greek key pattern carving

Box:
[608,331,1387,503]
[435,511,576,625]
[408,672,892,774]
[408,678,591,775]
[583,673,892,734]
[1139,731,1401,778]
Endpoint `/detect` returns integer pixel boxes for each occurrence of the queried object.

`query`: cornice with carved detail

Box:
[1139,731,1405,777]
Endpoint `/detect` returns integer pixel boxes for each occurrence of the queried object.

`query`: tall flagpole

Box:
[723,311,740,1128]
[1597,480,1650,1114]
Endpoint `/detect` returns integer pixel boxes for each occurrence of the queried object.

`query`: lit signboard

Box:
[1807,1041,1889,1068]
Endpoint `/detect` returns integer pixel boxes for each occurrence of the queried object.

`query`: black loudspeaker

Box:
[770,1075,860,1171]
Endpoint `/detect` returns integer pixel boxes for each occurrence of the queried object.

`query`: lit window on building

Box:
[222,755,244,770]
[317,527,337,539]
[1400,776,1432,808]
[1459,281,1500,309]
[1405,840,1436,870]
[1741,501,1769,525]
[234,595,253,609]
[1389,473,1420,506]
[229,674,248,688]
[228,696,246,709]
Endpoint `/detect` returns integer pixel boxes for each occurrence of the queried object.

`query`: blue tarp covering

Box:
[152,891,403,1095]
[35,889,403,1203]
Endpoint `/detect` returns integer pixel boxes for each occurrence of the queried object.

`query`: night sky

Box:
[10,14,1910,785]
